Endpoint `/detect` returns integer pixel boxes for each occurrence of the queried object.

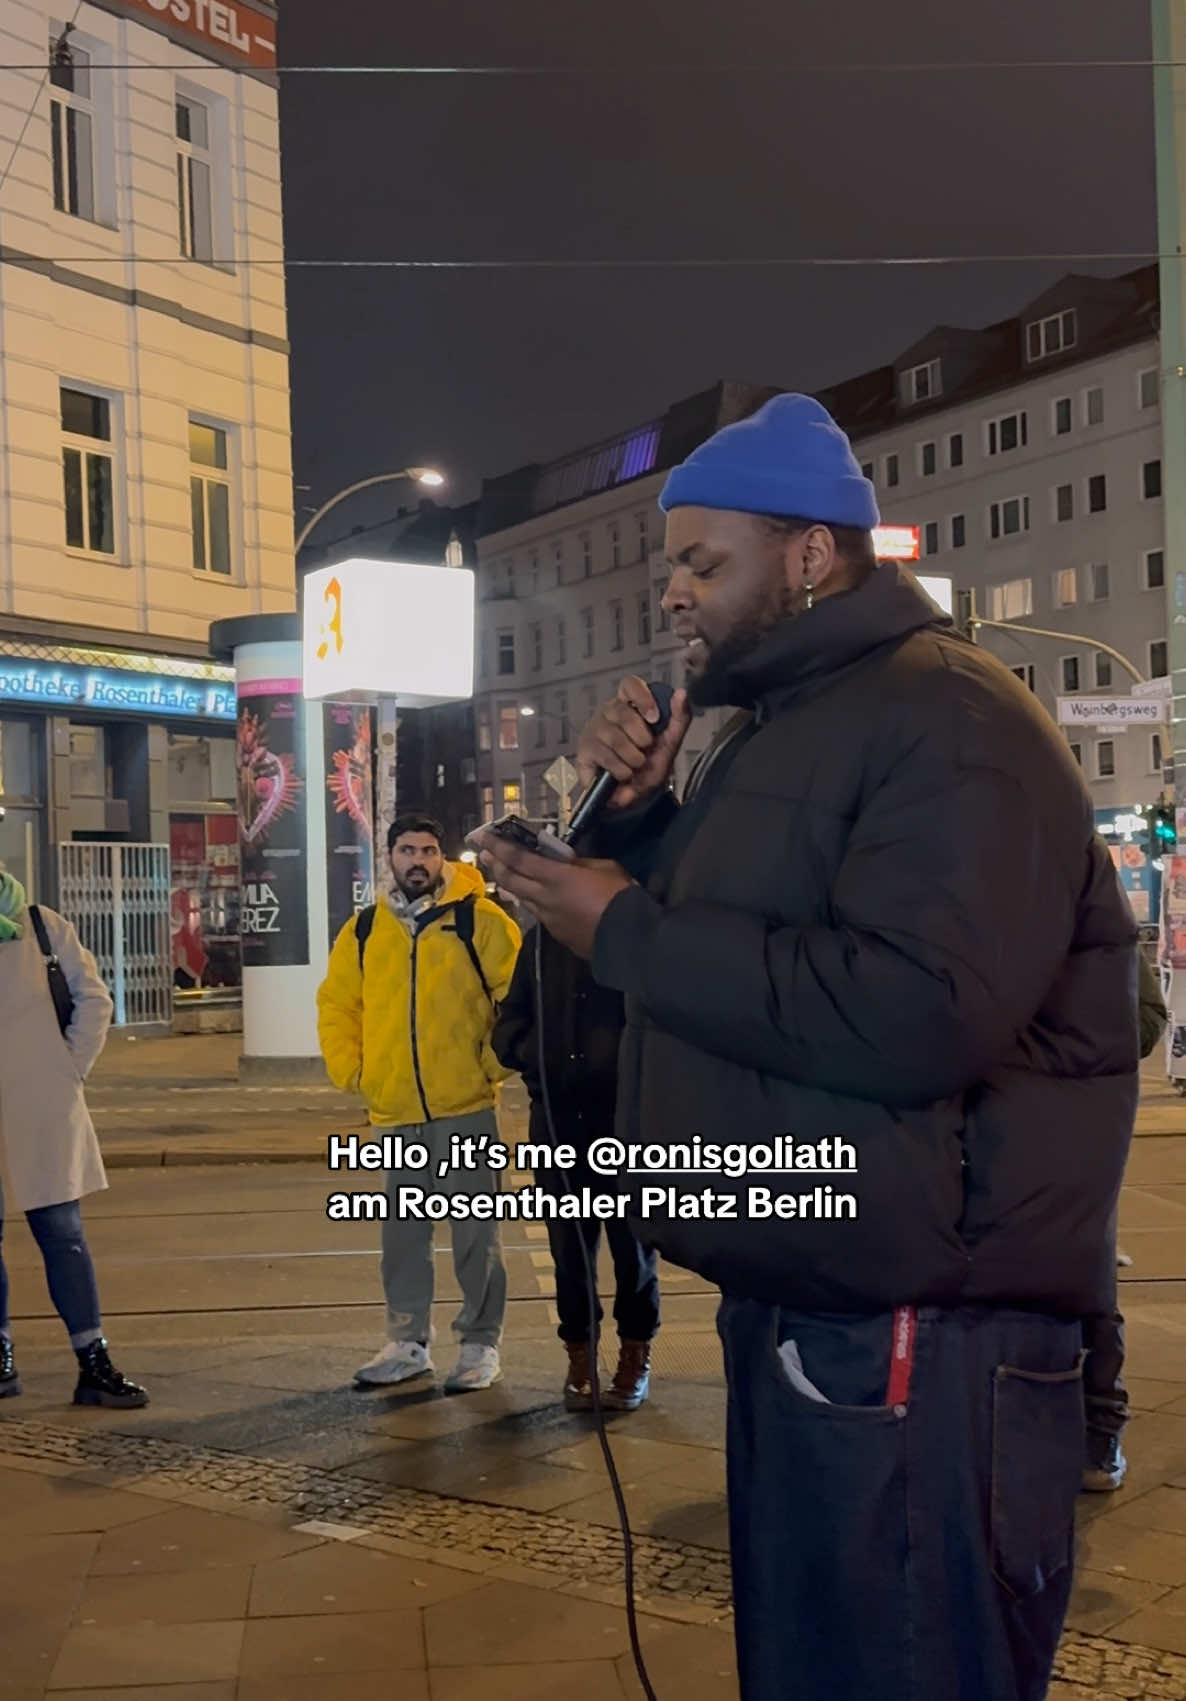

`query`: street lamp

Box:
[294,466,446,555]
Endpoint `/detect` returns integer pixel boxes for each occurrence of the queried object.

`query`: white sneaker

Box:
[353,1341,433,1386]
[1117,1249,1134,1267]
[445,1343,501,1393]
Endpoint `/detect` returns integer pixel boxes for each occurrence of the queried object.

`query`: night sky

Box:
[278,0,1156,537]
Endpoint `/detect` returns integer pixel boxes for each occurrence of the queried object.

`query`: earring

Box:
[803,578,814,610]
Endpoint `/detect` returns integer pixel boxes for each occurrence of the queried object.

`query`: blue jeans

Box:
[0,1178,103,1349]
[718,1297,1084,1701]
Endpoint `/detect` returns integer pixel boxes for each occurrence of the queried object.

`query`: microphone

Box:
[562,680,675,845]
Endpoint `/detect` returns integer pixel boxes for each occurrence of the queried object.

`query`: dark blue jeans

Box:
[0,1180,103,1349]
[718,1297,1084,1701]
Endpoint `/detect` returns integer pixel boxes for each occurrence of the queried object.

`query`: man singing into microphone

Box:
[473,393,1137,1701]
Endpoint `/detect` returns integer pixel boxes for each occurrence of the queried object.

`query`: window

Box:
[947,432,964,469]
[556,617,566,665]
[188,419,230,575]
[950,514,966,549]
[498,706,518,750]
[860,461,874,482]
[529,621,542,671]
[919,442,937,478]
[655,661,673,686]
[884,453,900,489]
[609,523,621,569]
[496,630,515,675]
[556,690,569,746]
[1151,640,1169,678]
[1145,549,1166,590]
[581,535,592,578]
[1011,664,1036,692]
[481,785,494,824]
[61,386,114,555]
[1153,733,1165,774]
[1026,308,1077,361]
[1089,563,1110,603]
[175,92,214,263]
[1094,653,1113,689]
[1139,368,1160,409]
[923,522,939,556]
[1069,742,1082,767]
[610,599,624,650]
[528,549,539,594]
[1054,484,1074,523]
[1087,475,1107,514]
[581,606,594,659]
[988,497,1030,539]
[478,710,491,752]
[502,781,522,813]
[50,31,95,221]
[986,411,1027,455]
[1084,386,1104,427]
[656,584,671,632]
[987,578,1033,620]
[638,513,649,562]
[901,359,941,404]
[460,757,476,785]
[1096,740,1115,779]
[1061,655,1080,692]
[435,763,446,789]
[552,540,564,582]
[1143,460,1163,501]
[502,558,515,597]
[534,702,546,748]
[1053,568,1077,607]
[638,591,651,646]
[1052,396,1072,436]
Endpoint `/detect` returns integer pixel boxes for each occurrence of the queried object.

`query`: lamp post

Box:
[294,467,447,874]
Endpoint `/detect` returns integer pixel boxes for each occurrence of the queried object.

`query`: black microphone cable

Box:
[533,917,660,1701]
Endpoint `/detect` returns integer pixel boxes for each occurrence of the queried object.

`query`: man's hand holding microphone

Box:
[471,678,691,958]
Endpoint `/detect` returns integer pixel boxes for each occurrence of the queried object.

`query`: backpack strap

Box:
[355,904,377,974]
[453,894,494,1007]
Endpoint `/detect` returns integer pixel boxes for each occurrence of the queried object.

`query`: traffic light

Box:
[1151,802,1177,854]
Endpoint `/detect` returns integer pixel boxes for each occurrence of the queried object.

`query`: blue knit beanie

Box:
[659,394,880,530]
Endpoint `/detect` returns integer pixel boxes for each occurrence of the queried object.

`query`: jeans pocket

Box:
[990,1355,1085,1600]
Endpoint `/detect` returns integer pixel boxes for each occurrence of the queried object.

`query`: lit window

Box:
[498,707,519,750]
[1054,568,1077,607]
[481,785,494,823]
[435,763,446,789]
[987,578,1033,620]
[189,420,231,575]
[502,781,522,812]
[1026,309,1077,361]
[176,91,214,263]
[50,31,95,222]
[61,386,114,555]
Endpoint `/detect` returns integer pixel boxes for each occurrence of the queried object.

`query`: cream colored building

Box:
[0,0,290,1009]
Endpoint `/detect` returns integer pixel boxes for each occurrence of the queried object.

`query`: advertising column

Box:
[210,614,331,1078]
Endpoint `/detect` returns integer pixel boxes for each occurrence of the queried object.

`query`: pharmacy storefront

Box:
[0,640,240,1021]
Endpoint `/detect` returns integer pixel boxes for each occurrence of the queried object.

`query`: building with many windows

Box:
[0,0,290,1011]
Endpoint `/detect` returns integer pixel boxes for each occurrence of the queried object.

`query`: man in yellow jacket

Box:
[318,814,521,1391]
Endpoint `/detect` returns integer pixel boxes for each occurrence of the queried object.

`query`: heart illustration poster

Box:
[324,701,375,948]
[236,681,309,967]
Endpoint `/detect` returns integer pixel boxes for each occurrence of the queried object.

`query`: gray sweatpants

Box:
[380,1108,507,1348]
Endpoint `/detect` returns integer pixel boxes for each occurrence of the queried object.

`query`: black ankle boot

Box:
[73,1339,148,1409]
[0,1337,20,1398]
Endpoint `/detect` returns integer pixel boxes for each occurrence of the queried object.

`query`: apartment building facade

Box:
[0,0,291,1005]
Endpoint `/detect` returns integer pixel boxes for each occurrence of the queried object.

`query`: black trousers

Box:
[529,1095,660,1345]
[1083,1308,1128,1441]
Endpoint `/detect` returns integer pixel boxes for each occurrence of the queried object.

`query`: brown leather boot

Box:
[604,1339,651,1411]
[563,1341,595,1412]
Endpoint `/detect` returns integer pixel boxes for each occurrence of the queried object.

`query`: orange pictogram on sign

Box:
[316,577,343,662]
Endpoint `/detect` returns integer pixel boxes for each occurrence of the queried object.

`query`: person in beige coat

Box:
[0,871,147,1408]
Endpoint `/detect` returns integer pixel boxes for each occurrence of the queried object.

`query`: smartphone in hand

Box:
[466,815,576,863]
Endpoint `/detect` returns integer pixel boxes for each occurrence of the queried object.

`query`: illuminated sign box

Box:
[302,557,475,706]
[873,525,920,561]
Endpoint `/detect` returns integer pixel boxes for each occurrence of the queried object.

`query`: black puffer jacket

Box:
[492,922,624,1112]
[588,565,1138,1318]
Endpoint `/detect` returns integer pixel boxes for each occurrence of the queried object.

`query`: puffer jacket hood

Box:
[317,869,522,1128]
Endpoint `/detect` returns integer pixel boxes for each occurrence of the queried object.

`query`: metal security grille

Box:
[57,843,173,1026]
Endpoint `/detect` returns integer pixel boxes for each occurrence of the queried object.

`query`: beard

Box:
[686,582,795,709]
[395,867,435,898]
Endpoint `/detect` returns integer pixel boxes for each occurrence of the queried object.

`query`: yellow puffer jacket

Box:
[317,861,522,1127]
